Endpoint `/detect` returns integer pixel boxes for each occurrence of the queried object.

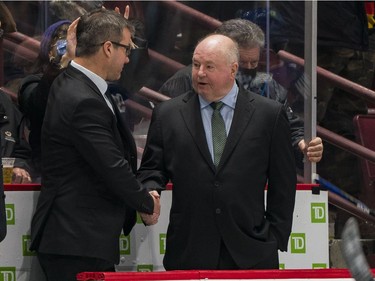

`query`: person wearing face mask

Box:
[18,20,73,181]
[159,18,323,169]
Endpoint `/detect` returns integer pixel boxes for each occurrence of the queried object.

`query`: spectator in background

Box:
[48,0,102,23]
[18,20,73,181]
[138,34,296,270]
[0,90,32,183]
[159,19,323,169]
[270,1,375,238]
[267,1,372,237]
[0,4,32,184]
[29,9,160,281]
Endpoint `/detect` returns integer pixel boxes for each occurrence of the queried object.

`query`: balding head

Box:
[194,34,239,66]
[192,34,239,102]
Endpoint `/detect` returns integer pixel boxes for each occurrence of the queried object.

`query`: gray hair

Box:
[215,18,265,49]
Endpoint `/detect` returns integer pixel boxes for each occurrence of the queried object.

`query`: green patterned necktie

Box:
[211,101,227,166]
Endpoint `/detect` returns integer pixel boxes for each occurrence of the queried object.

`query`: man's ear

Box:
[231,62,239,78]
[102,41,112,57]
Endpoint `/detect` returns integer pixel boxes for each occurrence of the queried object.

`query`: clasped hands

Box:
[140,190,160,226]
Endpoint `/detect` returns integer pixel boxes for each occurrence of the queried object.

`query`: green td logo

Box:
[312,263,327,269]
[22,235,35,256]
[5,204,15,225]
[159,233,166,254]
[119,234,130,255]
[290,233,306,254]
[0,267,15,281]
[137,264,153,272]
[311,203,326,223]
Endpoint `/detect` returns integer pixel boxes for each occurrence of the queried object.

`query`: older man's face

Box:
[238,47,260,70]
[192,42,237,101]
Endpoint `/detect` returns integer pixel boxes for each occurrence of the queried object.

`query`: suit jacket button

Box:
[214,182,220,188]
[215,208,221,214]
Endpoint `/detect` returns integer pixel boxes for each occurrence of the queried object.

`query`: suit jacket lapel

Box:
[66,65,103,99]
[180,93,216,172]
[68,66,138,172]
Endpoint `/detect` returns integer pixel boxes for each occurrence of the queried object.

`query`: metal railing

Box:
[278,50,375,171]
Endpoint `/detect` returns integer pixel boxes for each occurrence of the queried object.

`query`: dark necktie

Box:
[104,91,116,115]
[211,101,226,166]
[105,90,137,172]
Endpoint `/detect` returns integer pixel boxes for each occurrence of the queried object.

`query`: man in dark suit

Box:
[138,34,296,270]
[30,9,160,281]
[159,19,323,170]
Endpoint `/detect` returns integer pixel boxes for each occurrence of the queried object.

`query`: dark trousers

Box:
[37,252,115,281]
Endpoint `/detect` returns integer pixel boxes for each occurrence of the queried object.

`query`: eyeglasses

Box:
[92,41,132,56]
[110,41,132,56]
[91,41,138,56]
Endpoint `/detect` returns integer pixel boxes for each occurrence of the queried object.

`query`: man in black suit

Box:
[30,9,160,281]
[138,34,296,270]
[159,19,323,171]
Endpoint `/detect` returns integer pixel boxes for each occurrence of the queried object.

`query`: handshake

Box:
[140,190,161,226]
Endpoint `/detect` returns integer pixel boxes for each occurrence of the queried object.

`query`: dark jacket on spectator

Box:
[0,91,31,171]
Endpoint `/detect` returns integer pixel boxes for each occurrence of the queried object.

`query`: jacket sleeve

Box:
[70,97,154,214]
[269,79,304,167]
[5,96,32,172]
[159,66,193,98]
[18,64,62,116]
[137,104,169,192]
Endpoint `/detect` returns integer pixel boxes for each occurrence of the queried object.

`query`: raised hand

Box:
[60,17,79,68]
[114,4,130,19]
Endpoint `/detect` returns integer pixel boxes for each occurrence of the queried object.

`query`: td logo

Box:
[5,204,15,225]
[0,267,15,281]
[311,203,326,223]
[159,233,166,254]
[119,234,131,255]
[312,263,327,269]
[137,264,153,272]
[22,235,35,256]
[290,233,306,254]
